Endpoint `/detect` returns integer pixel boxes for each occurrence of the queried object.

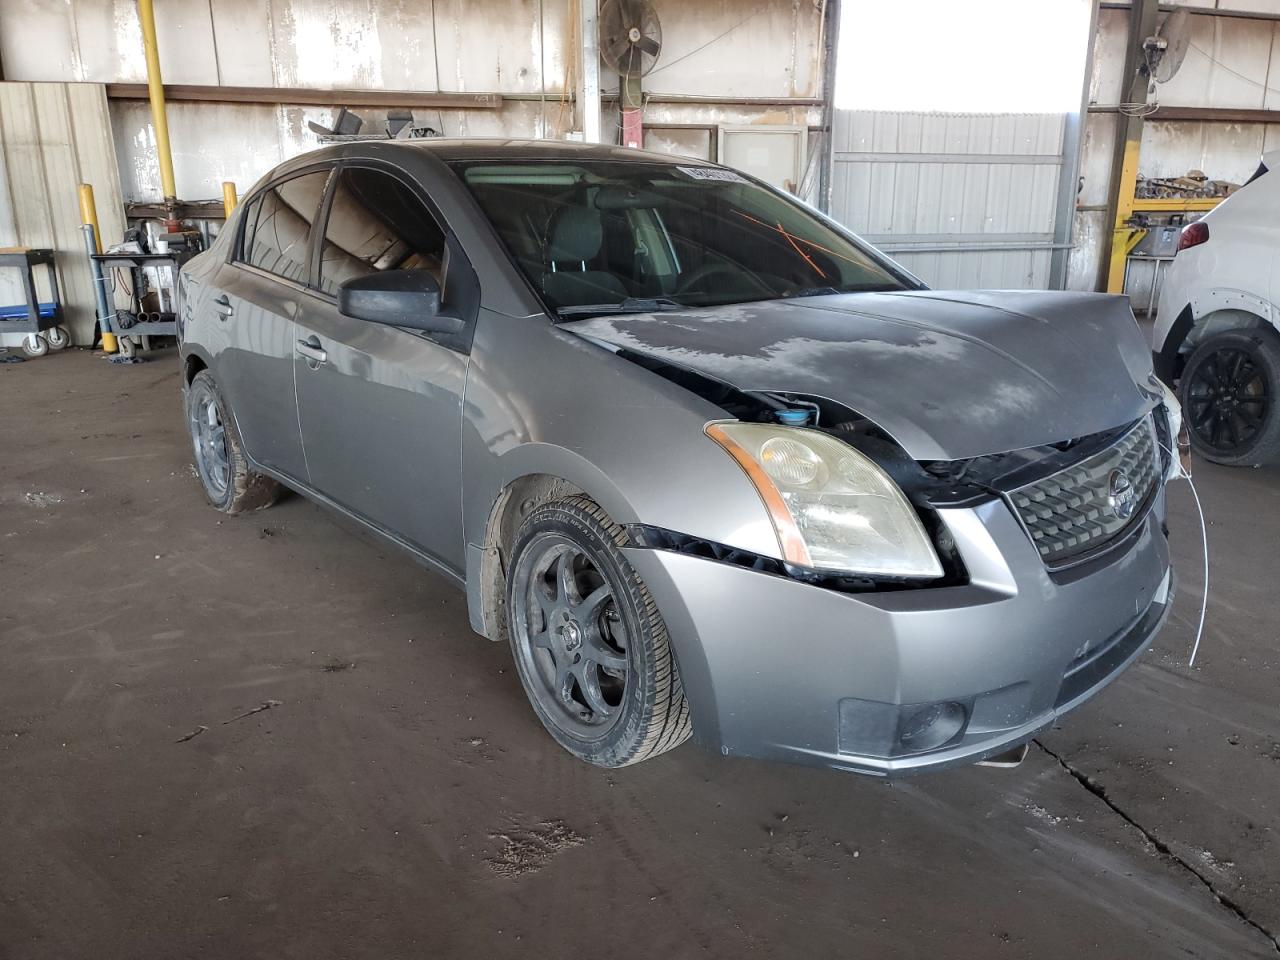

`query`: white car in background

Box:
[1154,151,1280,465]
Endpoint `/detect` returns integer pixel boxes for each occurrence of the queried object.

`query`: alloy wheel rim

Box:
[190,392,231,498]
[1186,346,1272,453]
[513,536,630,738]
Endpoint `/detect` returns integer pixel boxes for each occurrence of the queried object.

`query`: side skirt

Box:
[245,455,468,591]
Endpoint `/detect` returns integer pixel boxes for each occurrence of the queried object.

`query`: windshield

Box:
[449,159,913,315]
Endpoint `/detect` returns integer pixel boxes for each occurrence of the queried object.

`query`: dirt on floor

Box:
[1,347,1278,959]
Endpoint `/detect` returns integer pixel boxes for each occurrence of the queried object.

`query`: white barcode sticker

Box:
[676,166,748,183]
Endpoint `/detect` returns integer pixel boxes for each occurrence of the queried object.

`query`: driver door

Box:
[292,164,470,574]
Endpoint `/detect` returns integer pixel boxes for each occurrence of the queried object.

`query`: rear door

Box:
[211,167,332,482]
[292,163,472,573]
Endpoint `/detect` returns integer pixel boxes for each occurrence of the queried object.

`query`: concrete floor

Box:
[2,347,1278,959]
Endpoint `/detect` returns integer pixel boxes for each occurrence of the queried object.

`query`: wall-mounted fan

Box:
[599,0,663,78]
[1147,8,1191,84]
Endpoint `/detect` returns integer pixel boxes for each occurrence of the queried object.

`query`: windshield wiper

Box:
[788,286,843,298]
[787,284,905,299]
[555,297,686,318]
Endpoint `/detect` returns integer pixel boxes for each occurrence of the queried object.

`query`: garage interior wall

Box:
[827,0,1092,291]
[9,1,1269,307]
[0,0,828,208]
[830,111,1067,289]
[0,82,126,346]
[1070,0,1280,299]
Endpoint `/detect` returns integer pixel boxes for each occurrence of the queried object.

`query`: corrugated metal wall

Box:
[1072,3,1280,296]
[0,0,826,206]
[0,82,125,346]
[829,110,1068,289]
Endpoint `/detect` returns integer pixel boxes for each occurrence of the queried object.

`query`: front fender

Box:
[460,309,780,559]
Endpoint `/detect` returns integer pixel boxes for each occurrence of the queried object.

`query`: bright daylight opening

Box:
[835,0,1092,113]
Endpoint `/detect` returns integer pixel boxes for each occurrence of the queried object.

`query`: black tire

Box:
[505,496,691,767]
[1179,328,1280,466]
[185,370,281,513]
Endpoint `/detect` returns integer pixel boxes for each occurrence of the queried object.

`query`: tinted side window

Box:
[318,167,446,297]
[238,170,331,283]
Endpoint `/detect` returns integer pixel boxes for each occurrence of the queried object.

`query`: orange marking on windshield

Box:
[734,210,863,276]
[777,220,827,278]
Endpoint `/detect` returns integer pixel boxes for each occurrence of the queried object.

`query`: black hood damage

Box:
[562,289,1158,461]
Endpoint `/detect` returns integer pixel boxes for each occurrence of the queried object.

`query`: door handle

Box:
[213,294,234,319]
[295,335,328,366]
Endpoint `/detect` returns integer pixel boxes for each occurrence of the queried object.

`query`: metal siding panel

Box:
[985,163,1014,235]
[31,84,95,340]
[1032,162,1062,233]
[0,82,126,345]
[0,85,54,246]
[830,110,1068,290]
[890,161,919,235]
[912,163,943,235]
[868,161,896,235]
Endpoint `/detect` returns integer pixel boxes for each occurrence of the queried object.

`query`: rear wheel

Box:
[1179,329,1280,466]
[506,496,691,767]
[185,370,281,513]
[45,326,70,351]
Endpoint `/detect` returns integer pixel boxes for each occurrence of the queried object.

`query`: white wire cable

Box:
[1159,434,1210,667]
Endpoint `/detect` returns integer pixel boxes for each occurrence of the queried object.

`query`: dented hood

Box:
[562,290,1158,461]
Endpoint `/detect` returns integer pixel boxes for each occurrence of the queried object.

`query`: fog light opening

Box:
[896,701,967,753]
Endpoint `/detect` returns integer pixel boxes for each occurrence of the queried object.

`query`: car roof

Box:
[382,137,716,167]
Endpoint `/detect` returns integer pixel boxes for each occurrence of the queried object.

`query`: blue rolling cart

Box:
[0,248,69,358]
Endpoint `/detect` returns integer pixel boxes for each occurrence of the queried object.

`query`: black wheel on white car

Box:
[185,370,282,513]
[1179,329,1280,466]
[506,495,691,767]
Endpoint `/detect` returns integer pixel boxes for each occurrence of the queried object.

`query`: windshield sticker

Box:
[676,166,748,184]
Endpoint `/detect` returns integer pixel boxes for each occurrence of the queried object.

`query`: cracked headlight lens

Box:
[706,422,944,578]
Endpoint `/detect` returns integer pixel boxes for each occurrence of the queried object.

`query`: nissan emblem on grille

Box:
[1108,469,1136,520]
[1005,416,1160,566]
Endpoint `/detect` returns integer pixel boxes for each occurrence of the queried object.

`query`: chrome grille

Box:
[1006,417,1160,566]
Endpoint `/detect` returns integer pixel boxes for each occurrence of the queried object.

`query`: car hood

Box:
[561,290,1158,461]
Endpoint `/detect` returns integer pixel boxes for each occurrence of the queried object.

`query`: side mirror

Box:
[337,269,465,335]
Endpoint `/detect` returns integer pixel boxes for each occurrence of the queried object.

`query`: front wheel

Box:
[185,370,282,513]
[1179,329,1280,466]
[506,496,691,767]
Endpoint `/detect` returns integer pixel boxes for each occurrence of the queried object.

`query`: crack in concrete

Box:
[1033,739,1280,955]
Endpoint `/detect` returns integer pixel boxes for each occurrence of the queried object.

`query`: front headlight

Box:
[706,422,943,578]
[1150,375,1183,480]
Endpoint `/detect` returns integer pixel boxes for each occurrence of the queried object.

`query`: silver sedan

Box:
[178,139,1177,776]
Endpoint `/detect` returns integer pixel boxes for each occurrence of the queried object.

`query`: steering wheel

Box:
[675,262,772,298]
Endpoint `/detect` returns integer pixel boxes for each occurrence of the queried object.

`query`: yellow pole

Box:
[1105,139,1142,294]
[79,183,117,353]
[138,0,178,211]
[78,184,102,254]
[222,181,238,219]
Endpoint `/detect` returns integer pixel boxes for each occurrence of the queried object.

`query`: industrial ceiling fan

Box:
[598,0,663,149]
[1146,8,1191,84]
[599,0,663,78]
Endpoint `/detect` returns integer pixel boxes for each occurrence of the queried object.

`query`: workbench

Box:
[92,250,191,358]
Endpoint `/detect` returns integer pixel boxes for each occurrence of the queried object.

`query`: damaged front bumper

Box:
[625,492,1172,777]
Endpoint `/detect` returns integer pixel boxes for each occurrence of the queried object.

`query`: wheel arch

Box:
[465,443,644,644]
[182,346,213,386]
[1158,293,1278,382]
